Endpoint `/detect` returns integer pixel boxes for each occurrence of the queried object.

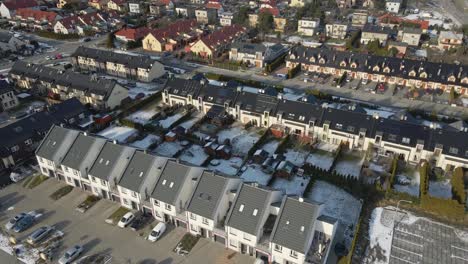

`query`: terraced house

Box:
[35,126,339,264]
[71,46,165,82]
[162,78,468,171]
[286,46,468,95]
[9,61,128,110]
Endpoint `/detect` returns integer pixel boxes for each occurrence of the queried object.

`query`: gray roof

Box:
[186,171,230,220]
[61,134,104,170]
[88,142,134,181]
[151,160,191,205]
[36,125,72,161]
[225,183,272,235]
[72,46,156,69]
[270,197,321,253]
[118,151,156,192]
[231,42,267,54]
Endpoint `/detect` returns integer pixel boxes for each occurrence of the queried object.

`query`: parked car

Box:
[13,213,39,233]
[130,213,152,231]
[361,79,369,85]
[376,83,386,94]
[147,222,166,242]
[117,212,135,228]
[58,245,83,264]
[4,212,27,230]
[27,225,55,245]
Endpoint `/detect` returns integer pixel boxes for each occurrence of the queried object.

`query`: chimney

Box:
[277,93,283,100]
[298,197,304,202]
[84,132,87,136]
[113,140,117,144]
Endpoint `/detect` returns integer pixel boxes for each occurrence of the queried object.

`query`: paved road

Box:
[0,249,20,264]
[190,64,468,119]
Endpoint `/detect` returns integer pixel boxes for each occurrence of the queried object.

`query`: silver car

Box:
[58,245,83,264]
[4,212,27,230]
[27,226,55,245]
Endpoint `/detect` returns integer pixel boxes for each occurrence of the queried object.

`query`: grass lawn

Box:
[107,207,129,224]
[50,185,74,200]
[178,233,200,252]
[22,176,33,187]
[24,175,49,189]
[77,195,100,212]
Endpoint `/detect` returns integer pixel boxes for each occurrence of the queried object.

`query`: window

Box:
[239,204,244,212]
[229,229,237,236]
[24,139,32,145]
[11,145,19,153]
[92,176,96,183]
[190,224,197,232]
[153,200,159,206]
[388,134,397,141]
[290,250,298,258]
[465,150,468,157]
[190,213,196,220]
[101,179,106,186]
[252,209,258,216]
[73,170,79,176]
[402,137,410,144]
[274,244,282,252]
[346,126,355,133]
[335,123,343,129]
[123,199,129,205]
[64,167,69,172]
[449,147,458,155]
[202,218,209,225]
[243,233,251,241]
[165,204,172,211]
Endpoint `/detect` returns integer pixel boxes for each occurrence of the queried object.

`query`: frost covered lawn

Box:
[157,113,184,129]
[240,164,272,186]
[429,179,452,199]
[0,233,39,263]
[306,146,336,171]
[153,141,184,157]
[217,125,261,155]
[261,140,280,155]
[333,153,364,178]
[394,167,420,197]
[208,157,243,176]
[307,181,362,248]
[272,176,309,195]
[98,126,138,143]
[126,108,159,125]
[130,135,160,150]
[179,145,209,166]
[284,148,309,167]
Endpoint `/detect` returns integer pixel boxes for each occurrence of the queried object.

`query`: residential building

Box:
[175,5,196,18]
[248,14,258,28]
[229,42,287,68]
[325,23,348,39]
[270,197,337,264]
[0,0,38,19]
[88,141,135,201]
[289,0,313,7]
[107,0,127,12]
[297,18,319,37]
[386,0,402,13]
[114,27,151,42]
[399,27,422,46]
[220,12,234,26]
[0,80,19,111]
[378,14,429,33]
[0,32,27,54]
[57,0,80,9]
[336,0,355,8]
[438,31,463,51]
[88,0,109,10]
[190,24,246,58]
[149,0,174,15]
[351,10,368,28]
[387,41,408,57]
[53,12,108,35]
[195,8,217,24]
[225,183,283,258]
[128,1,145,14]
[71,46,165,82]
[186,171,242,243]
[9,62,128,110]
[162,77,468,170]
[361,24,394,45]
[142,19,198,52]
[13,8,61,30]
[59,133,106,189]
[150,160,204,227]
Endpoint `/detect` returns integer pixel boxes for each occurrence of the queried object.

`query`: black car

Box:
[129,213,152,231]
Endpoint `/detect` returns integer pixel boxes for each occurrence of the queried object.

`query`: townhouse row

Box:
[71,46,166,82]
[36,125,337,264]
[286,46,468,95]
[163,78,468,171]
[8,61,128,110]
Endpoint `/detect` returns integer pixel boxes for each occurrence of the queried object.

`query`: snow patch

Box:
[158,113,184,129]
[179,145,209,166]
[126,108,158,125]
[98,126,138,143]
[333,157,364,179]
[240,164,272,186]
[429,179,452,199]
[208,157,243,176]
[153,141,184,157]
[284,149,309,167]
[262,140,280,155]
[130,135,160,150]
[217,126,260,155]
[272,176,310,195]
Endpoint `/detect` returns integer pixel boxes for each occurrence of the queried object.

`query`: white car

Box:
[147,223,166,242]
[117,212,135,228]
[58,245,83,264]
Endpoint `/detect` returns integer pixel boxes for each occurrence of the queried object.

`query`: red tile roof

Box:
[16,8,58,23]
[206,0,222,10]
[159,0,173,5]
[58,12,106,30]
[198,24,246,51]
[2,0,38,10]
[147,19,197,42]
[115,27,151,41]
[378,14,429,30]
[58,15,84,29]
[259,7,279,17]
[79,12,105,26]
[110,0,126,5]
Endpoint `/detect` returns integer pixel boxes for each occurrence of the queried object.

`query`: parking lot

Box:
[0,179,253,264]
[389,214,468,264]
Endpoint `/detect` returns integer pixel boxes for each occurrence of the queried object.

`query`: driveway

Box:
[0,179,253,264]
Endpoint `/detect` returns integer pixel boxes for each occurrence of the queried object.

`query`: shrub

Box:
[50,185,74,200]
[451,167,466,204]
[265,53,287,73]
[421,195,465,220]
[26,175,49,189]
[419,162,429,197]
[287,64,301,79]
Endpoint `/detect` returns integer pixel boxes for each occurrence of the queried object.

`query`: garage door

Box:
[214,234,225,245]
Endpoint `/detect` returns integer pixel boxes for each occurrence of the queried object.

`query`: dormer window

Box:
[373,65,380,72]
[383,67,390,73]
[402,137,410,144]
[420,72,427,78]
[340,61,347,67]
[449,147,458,155]
[448,75,456,82]
[351,62,357,68]
[409,70,416,77]
[239,204,244,212]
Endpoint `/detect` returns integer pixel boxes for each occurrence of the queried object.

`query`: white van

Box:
[147,223,166,242]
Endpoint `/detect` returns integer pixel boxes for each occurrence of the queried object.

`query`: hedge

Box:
[37,31,80,40]
[287,64,300,79]
[419,162,429,197]
[338,215,363,264]
[265,53,287,73]
[386,157,398,195]
[420,195,465,220]
[451,167,466,205]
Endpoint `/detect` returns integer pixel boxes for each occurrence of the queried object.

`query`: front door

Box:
[241,243,247,254]
[73,179,80,188]
[101,189,108,199]
[201,228,206,238]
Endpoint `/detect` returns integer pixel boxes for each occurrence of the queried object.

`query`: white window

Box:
[202,218,209,225]
[64,167,69,172]
[239,204,244,212]
[92,176,96,183]
[153,200,160,206]
[73,170,79,176]
[388,134,397,141]
[24,139,32,145]
[290,250,298,258]
[190,224,197,232]
[190,213,197,220]
[101,179,106,186]
[449,147,458,155]
[274,244,282,252]
[243,233,251,241]
[335,123,343,129]
[123,199,129,205]
[252,209,258,216]
[229,229,236,236]
[229,240,237,248]
[402,137,410,144]
[165,204,172,210]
